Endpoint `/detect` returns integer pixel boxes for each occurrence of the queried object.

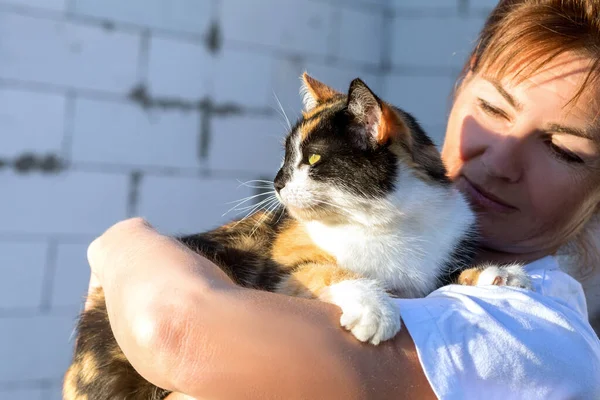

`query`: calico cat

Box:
[63,73,531,400]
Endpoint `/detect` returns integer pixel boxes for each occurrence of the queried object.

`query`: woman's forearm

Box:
[88,218,235,390]
[90,218,435,399]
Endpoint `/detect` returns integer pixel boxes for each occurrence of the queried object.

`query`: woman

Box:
[86,0,600,398]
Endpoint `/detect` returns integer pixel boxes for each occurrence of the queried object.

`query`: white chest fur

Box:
[304,184,476,298]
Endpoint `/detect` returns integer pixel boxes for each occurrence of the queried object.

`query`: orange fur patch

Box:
[277,262,360,298]
[300,117,322,140]
[271,220,336,268]
[302,101,334,120]
[302,73,341,107]
[378,103,409,144]
[457,267,484,286]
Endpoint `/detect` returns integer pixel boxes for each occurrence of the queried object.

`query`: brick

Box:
[382,75,455,127]
[0,89,66,158]
[393,0,459,9]
[0,13,139,93]
[208,116,286,176]
[147,36,212,99]
[0,171,128,235]
[327,0,388,5]
[392,16,485,68]
[338,8,384,66]
[213,49,274,108]
[52,243,90,308]
[71,97,201,168]
[0,387,44,400]
[137,176,257,235]
[0,241,48,309]
[470,0,500,11]
[72,0,213,35]
[0,315,76,382]
[0,0,65,11]
[303,63,381,95]
[222,0,333,56]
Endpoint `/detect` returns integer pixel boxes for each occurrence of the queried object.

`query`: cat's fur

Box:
[63,74,531,400]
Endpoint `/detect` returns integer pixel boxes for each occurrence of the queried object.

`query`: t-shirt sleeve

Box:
[395,285,600,400]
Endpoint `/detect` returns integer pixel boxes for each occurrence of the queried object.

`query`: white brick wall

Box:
[222,0,335,56]
[137,176,255,235]
[0,315,76,381]
[147,36,212,99]
[0,241,48,309]
[391,16,485,68]
[338,8,384,66]
[0,89,66,158]
[0,0,65,12]
[208,116,286,176]
[72,0,215,35]
[0,13,140,93]
[0,171,129,235]
[52,242,91,308]
[0,0,496,397]
[71,98,202,168]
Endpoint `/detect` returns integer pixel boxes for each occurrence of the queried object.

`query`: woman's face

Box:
[443,54,600,261]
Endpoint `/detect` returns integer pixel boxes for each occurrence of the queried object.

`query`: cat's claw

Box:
[321,279,401,345]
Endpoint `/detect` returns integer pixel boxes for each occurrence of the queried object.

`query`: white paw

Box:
[477,263,532,290]
[320,279,401,345]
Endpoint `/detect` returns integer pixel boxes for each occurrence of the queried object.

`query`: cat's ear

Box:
[347,78,408,146]
[300,72,341,112]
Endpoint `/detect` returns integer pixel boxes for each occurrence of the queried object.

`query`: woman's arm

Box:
[88,218,436,400]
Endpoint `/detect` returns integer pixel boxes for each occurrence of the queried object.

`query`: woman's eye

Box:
[547,141,584,164]
[308,154,322,165]
[477,99,509,120]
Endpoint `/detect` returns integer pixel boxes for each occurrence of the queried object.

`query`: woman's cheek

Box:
[442,109,469,179]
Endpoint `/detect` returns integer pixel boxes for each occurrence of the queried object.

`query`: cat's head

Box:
[274,73,450,225]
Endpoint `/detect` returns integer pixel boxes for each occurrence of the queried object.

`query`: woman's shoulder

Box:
[394,256,600,399]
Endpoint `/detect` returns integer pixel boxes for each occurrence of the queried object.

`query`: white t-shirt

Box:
[396,255,600,399]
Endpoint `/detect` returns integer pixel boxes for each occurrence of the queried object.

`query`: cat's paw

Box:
[460,263,532,290]
[320,279,401,345]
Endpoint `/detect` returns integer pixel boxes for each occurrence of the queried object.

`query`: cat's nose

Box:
[274,170,286,192]
[274,179,286,193]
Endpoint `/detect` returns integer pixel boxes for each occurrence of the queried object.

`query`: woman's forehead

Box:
[482,54,600,133]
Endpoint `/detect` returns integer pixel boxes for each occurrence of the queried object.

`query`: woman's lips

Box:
[458,176,518,214]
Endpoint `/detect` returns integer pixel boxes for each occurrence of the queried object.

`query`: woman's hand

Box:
[86,218,435,399]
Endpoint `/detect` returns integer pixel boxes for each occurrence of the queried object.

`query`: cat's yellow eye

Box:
[308,154,321,165]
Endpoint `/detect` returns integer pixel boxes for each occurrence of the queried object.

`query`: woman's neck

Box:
[473,246,555,266]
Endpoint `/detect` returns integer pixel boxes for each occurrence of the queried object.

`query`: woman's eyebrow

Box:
[485,78,524,111]
[545,123,594,140]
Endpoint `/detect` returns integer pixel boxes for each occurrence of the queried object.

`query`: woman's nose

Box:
[480,137,524,183]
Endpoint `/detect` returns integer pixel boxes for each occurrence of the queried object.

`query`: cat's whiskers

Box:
[236,179,274,189]
[244,179,276,185]
[274,205,286,225]
[230,196,278,227]
[249,198,281,236]
[236,195,277,215]
[223,191,276,217]
[225,191,275,205]
[233,197,278,213]
[272,91,292,131]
